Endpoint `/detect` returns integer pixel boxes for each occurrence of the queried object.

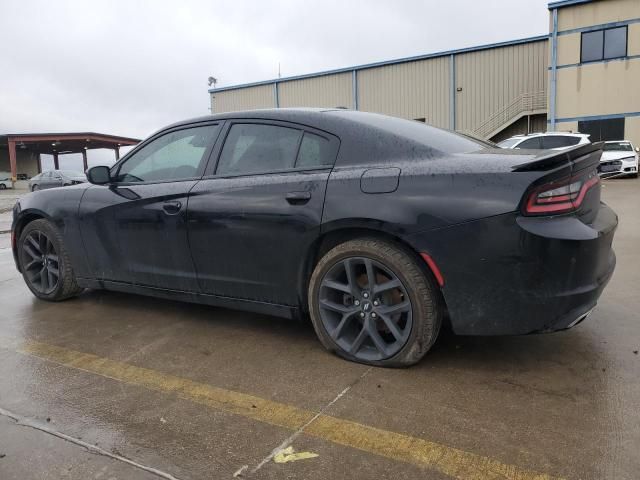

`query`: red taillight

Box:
[524,173,600,215]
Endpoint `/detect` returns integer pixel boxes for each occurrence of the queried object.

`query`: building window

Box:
[578,118,625,142]
[581,26,627,63]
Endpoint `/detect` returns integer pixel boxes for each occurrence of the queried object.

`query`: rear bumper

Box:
[405,203,618,335]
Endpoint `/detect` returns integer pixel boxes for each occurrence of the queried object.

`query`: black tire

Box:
[0,184,6,190]
[308,238,442,367]
[32,185,39,191]
[18,219,83,301]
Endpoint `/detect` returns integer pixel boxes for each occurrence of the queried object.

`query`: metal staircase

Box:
[471,91,547,140]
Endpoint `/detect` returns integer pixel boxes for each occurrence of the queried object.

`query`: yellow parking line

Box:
[8,338,560,480]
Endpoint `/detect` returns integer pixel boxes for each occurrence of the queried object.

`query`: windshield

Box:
[497,138,521,148]
[603,142,633,152]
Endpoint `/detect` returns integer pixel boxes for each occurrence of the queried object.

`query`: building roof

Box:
[548,0,594,10]
[209,34,549,94]
[0,132,140,155]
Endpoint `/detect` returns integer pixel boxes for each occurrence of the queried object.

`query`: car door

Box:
[50,171,64,188]
[78,122,222,291]
[188,120,339,305]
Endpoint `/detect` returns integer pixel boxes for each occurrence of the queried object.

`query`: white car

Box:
[598,141,639,178]
[0,172,13,190]
[497,132,591,150]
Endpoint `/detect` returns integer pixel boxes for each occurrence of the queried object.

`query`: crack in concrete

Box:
[0,406,184,480]
[243,366,373,477]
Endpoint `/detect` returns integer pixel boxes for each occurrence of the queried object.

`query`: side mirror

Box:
[87,165,111,185]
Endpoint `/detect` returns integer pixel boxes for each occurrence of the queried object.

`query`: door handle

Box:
[285,191,311,205]
[162,200,182,215]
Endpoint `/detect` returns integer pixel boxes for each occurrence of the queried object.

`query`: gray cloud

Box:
[1,0,549,170]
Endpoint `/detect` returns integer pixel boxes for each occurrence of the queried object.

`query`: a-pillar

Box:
[53,152,59,170]
[114,146,120,160]
[7,139,17,182]
[82,149,88,172]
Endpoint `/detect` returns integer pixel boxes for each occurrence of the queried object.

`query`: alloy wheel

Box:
[22,230,60,294]
[318,256,413,361]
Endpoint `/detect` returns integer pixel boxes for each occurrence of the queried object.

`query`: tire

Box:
[0,184,6,190]
[308,238,442,367]
[18,219,83,301]
[32,185,39,191]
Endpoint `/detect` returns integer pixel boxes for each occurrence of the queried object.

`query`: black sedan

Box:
[11,109,617,367]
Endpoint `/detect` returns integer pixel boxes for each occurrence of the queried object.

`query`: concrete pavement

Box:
[0,179,639,479]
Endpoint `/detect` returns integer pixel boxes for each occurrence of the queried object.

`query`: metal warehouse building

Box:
[209,0,640,146]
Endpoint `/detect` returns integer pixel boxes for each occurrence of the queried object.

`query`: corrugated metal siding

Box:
[490,114,547,142]
[212,84,275,113]
[278,72,353,108]
[455,40,548,132]
[357,56,450,128]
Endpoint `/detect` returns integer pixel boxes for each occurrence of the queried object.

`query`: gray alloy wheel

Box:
[309,238,442,367]
[32,185,39,191]
[0,184,6,190]
[19,219,83,301]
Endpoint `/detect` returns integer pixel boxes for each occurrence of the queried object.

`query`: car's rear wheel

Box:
[19,219,83,301]
[31,185,39,191]
[309,238,442,367]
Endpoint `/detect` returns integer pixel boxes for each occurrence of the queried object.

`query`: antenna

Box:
[208,76,218,87]
[278,63,281,79]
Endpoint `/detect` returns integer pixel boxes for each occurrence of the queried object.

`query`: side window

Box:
[296,132,337,168]
[216,124,302,176]
[115,124,220,183]
[515,137,541,149]
[541,136,574,149]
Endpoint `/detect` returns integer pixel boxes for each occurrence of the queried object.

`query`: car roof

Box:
[509,132,589,139]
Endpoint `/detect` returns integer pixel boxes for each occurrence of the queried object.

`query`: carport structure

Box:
[1,132,140,181]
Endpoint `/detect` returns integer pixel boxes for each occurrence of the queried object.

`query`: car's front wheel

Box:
[18,219,83,301]
[0,184,6,190]
[309,238,442,367]
[31,185,39,191]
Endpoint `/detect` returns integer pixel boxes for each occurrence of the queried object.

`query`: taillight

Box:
[524,172,599,215]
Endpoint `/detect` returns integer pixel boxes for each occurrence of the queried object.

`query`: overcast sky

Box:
[0,0,550,170]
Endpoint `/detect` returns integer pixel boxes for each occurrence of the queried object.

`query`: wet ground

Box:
[0,179,639,480]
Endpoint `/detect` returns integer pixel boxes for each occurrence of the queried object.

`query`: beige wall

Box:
[557,0,640,32]
[357,56,451,128]
[625,116,640,147]
[279,72,352,109]
[455,40,548,132]
[556,33,581,66]
[556,60,640,118]
[212,84,275,113]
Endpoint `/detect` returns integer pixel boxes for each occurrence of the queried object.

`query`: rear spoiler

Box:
[512,142,604,172]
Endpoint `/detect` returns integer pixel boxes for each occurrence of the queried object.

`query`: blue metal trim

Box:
[558,18,640,36]
[548,112,640,123]
[550,8,558,131]
[352,70,358,110]
[449,54,456,130]
[550,54,640,70]
[208,34,549,94]
[273,82,279,108]
[548,0,592,10]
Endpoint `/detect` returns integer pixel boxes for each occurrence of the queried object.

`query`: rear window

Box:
[332,111,485,154]
[603,142,633,152]
[515,137,542,149]
[541,136,581,149]
[497,138,522,148]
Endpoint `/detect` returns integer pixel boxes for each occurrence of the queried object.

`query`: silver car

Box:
[28,170,87,191]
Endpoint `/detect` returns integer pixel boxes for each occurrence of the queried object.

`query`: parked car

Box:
[0,171,13,190]
[28,170,87,191]
[497,132,591,150]
[11,109,617,367]
[597,140,639,178]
